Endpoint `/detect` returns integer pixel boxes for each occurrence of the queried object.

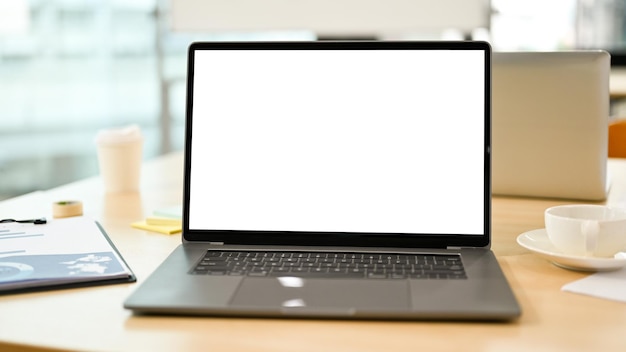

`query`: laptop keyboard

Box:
[189,251,467,279]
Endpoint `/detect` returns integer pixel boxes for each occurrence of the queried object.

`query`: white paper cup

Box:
[95,125,143,193]
[545,204,626,257]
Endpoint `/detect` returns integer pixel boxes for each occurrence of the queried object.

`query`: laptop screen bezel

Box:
[182,40,491,249]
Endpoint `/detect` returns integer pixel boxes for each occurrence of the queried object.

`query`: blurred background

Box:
[1,0,625,200]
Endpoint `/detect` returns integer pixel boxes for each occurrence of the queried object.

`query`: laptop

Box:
[124,41,521,320]
[492,51,610,200]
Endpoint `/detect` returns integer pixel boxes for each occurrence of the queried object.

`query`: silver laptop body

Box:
[492,51,610,201]
[124,41,521,321]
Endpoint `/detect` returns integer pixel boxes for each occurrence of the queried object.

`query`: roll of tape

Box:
[52,200,83,218]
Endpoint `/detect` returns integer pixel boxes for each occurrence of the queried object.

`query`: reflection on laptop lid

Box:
[492,51,610,201]
[124,41,520,320]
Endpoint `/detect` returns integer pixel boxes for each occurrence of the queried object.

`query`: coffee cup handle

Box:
[581,220,600,257]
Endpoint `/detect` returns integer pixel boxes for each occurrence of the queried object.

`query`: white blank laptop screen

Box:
[188,49,485,235]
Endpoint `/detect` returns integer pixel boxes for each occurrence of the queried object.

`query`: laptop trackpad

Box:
[230,277,410,314]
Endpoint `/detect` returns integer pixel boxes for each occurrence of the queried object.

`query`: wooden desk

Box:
[2,152,626,351]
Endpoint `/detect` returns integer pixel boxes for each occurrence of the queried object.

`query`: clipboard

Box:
[0,217,136,295]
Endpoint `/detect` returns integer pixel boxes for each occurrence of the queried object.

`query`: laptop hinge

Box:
[446,246,463,250]
[208,242,225,246]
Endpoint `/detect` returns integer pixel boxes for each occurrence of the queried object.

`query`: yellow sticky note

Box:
[131,220,182,235]
[146,217,182,227]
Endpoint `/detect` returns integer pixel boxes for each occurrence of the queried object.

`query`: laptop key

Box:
[268,271,366,279]
[248,271,269,277]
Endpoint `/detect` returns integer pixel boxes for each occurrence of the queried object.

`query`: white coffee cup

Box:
[545,204,626,257]
[95,125,143,193]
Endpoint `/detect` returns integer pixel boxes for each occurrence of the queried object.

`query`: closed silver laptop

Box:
[492,51,610,200]
[124,41,521,320]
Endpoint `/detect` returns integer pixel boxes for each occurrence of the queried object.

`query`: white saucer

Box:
[516,229,626,272]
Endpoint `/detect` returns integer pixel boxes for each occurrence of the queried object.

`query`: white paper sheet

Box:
[0,216,133,292]
[562,268,626,303]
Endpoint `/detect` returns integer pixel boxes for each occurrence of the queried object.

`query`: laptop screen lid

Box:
[183,41,491,249]
[492,51,609,201]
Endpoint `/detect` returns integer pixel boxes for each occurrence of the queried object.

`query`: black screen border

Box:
[182,40,492,249]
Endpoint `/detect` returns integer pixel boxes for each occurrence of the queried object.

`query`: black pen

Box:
[0,217,47,225]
